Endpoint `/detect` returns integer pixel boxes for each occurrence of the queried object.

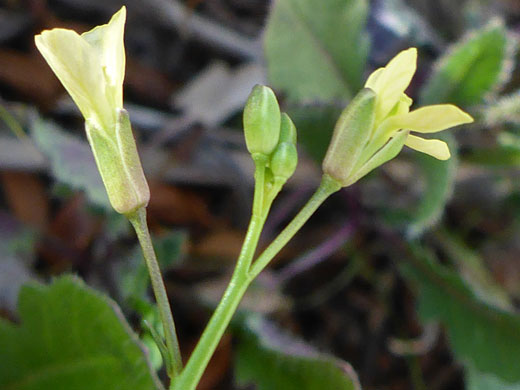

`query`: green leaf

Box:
[434,229,513,310]
[0,275,162,390]
[402,245,520,383]
[464,128,520,167]
[31,117,111,210]
[406,135,458,238]
[235,316,360,390]
[420,20,513,106]
[464,146,520,167]
[408,21,513,236]
[467,364,520,390]
[265,0,369,101]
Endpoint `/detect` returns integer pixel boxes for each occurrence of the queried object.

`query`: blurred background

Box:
[2,0,520,389]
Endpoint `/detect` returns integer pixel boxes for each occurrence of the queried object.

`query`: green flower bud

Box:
[270,142,298,182]
[86,109,150,214]
[243,84,281,156]
[322,88,376,186]
[279,113,297,144]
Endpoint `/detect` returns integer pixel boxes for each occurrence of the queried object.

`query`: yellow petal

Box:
[394,104,474,133]
[405,134,450,160]
[82,6,126,109]
[35,29,112,128]
[400,93,413,108]
[367,48,417,121]
[387,93,413,118]
[364,68,384,89]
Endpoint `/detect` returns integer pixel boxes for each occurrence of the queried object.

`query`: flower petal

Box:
[387,93,413,118]
[82,6,126,109]
[400,93,413,109]
[35,29,112,128]
[364,68,384,89]
[368,48,417,121]
[405,134,450,160]
[394,104,474,133]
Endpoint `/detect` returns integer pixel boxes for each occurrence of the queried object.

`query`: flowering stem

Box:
[252,154,267,218]
[172,174,341,390]
[249,174,341,280]
[171,159,267,390]
[128,207,183,379]
[171,214,264,390]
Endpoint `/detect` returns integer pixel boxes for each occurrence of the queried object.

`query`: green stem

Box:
[171,215,265,390]
[128,207,183,378]
[262,177,284,219]
[252,154,267,218]
[171,158,268,390]
[249,174,341,280]
[172,174,340,390]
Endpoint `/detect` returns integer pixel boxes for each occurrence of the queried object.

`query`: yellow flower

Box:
[323,48,474,187]
[35,7,126,132]
[35,7,150,214]
[364,48,473,160]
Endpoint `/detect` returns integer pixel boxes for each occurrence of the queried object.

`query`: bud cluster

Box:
[243,85,299,201]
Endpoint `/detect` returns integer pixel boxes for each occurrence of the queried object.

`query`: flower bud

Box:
[279,113,297,144]
[86,109,150,214]
[270,142,298,182]
[322,88,376,186]
[243,85,281,156]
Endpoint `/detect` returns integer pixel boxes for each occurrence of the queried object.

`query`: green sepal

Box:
[115,109,150,212]
[322,88,376,185]
[344,129,408,186]
[85,109,149,214]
